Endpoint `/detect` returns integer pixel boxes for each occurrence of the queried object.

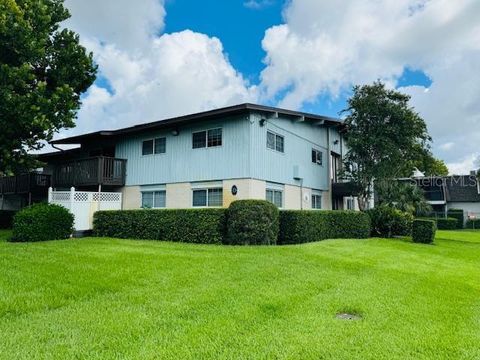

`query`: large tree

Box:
[0,0,96,174]
[342,81,431,210]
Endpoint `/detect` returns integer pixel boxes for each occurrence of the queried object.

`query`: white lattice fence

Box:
[48,187,122,231]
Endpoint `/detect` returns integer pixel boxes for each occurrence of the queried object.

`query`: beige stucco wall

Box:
[166,182,191,208]
[223,178,267,207]
[121,186,141,210]
[121,179,333,210]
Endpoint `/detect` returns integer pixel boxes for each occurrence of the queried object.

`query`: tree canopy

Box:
[342,81,432,210]
[0,0,96,174]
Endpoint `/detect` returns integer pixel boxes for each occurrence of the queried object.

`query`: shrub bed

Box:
[94,209,227,244]
[226,200,279,245]
[0,210,16,229]
[11,203,74,242]
[466,218,480,229]
[412,219,436,244]
[278,210,371,244]
[447,209,464,229]
[367,206,413,238]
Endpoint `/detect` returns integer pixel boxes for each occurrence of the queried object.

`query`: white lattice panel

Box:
[49,188,122,231]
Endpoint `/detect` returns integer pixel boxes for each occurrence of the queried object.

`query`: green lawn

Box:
[0,229,479,359]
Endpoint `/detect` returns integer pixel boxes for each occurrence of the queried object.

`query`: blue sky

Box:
[65,0,480,173]
[162,0,432,118]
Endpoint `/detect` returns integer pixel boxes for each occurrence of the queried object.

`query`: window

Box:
[346,197,355,210]
[267,131,284,153]
[142,137,166,155]
[141,191,166,208]
[193,128,222,149]
[192,188,223,207]
[312,149,323,165]
[266,189,283,208]
[312,194,322,209]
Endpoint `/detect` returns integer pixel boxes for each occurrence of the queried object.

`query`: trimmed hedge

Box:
[447,209,464,229]
[466,218,480,229]
[367,206,413,238]
[226,200,279,245]
[278,210,371,244]
[94,209,227,244]
[11,203,74,242]
[412,219,436,244]
[420,217,458,230]
[0,210,16,229]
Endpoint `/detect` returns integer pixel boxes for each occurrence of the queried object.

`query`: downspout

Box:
[300,178,304,210]
[49,143,65,190]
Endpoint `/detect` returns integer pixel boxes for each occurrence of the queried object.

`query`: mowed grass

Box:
[0,229,479,359]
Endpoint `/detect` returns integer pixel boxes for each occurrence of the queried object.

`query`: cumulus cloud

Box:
[259,0,480,173]
[59,0,256,139]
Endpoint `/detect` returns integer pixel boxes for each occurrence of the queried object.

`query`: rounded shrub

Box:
[226,200,279,245]
[367,205,413,238]
[412,219,436,244]
[11,203,74,242]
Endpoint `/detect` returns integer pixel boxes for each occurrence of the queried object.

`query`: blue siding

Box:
[249,112,333,190]
[115,111,343,190]
[115,115,251,186]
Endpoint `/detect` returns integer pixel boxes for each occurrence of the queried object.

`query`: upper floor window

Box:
[267,131,284,153]
[312,194,322,209]
[312,149,323,165]
[192,188,223,207]
[192,128,222,149]
[141,190,166,208]
[142,137,166,155]
[266,188,283,208]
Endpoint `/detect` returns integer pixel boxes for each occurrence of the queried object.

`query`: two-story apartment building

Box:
[1,104,355,210]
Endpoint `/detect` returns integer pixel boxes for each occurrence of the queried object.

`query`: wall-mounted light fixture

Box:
[171,129,179,136]
[333,140,339,145]
[259,118,266,127]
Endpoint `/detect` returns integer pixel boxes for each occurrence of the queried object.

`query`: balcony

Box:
[332,180,359,198]
[53,157,127,188]
[0,173,51,195]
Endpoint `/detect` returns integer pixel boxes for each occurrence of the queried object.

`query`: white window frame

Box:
[141,190,166,208]
[192,128,223,149]
[266,130,284,153]
[142,137,166,156]
[266,188,283,208]
[192,187,223,207]
[311,193,322,209]
[346,197,355,210]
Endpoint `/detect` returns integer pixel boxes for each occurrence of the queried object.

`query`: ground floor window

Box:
[312,194,322,209]
[266,189,283,208]
[192,188,223,207]
[142,191,166,208]
[346,197,355,210]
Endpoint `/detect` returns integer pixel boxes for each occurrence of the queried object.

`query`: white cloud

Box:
[439,142,454,151]
[259,0,480,173]
[446,153,479,175]
[65,0,166,52]
[243,0,274,10]
[58,1,256,139]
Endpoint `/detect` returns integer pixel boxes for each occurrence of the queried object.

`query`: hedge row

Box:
[277,210,371,244]
[419,217,458,230]
[447,209,464,229]
[93,209,227,244]
[0,210,16,229]
[466,218,480,229]
[93,203,372,245]
[412,219,436,244]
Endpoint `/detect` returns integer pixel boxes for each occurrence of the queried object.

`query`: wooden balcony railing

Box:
[0,173,51,195]
[53,156,127,188]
